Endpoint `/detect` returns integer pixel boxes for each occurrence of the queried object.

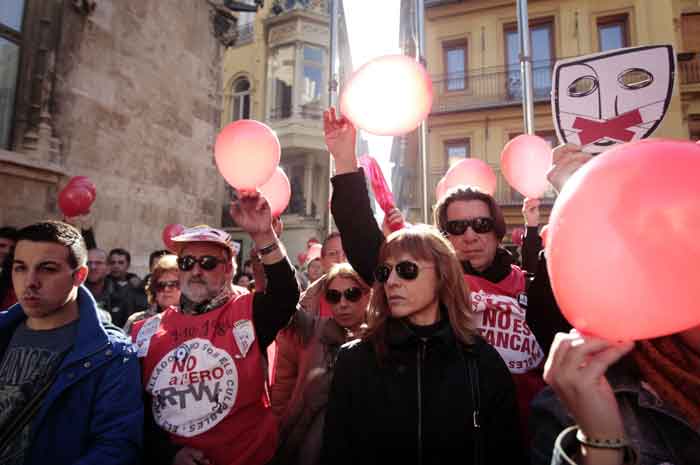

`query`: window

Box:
[269,45,294,119]
[508,131,558,202]
[231,77,250,121]
[443,40,467,91]
[681,13,700,52]
[0,0,24,149]
[597,14,629,51]
[444,138,470,169]
[505,18,554,100]
[282,164,306,215]
[301,45,323,109]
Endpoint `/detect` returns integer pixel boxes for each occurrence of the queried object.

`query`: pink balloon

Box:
[215,120,280,190]
[162,223,186,252]
[340,55,433,136]
[511,227,524,246]
[67,176,97,199]
[435,177,448,202]
[58,185,94,217]
[539,224,550,248]
[305,243,322,264]
[547,139,700,341]
[258,167,291,217]
[501,134,553,198]
[443,159,497,196]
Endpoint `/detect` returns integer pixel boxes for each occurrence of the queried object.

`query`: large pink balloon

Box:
[435,177,447,202]
[258,167,291,217]
[539,224,549,248]
[443,159,497,196]
[501,134,552,198]
[215,120,280,190]
[340,55,433,136]
[547,139,700,341]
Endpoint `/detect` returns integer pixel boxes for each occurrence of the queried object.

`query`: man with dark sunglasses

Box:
[131,191,300,465]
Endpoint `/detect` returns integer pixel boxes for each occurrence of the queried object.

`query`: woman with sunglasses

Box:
[320,225,524,465]
[124,254,180,336]
[271,263,370,465]
[324,107,545,446]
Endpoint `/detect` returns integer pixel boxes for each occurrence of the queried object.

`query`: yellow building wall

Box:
[425,0,691,190]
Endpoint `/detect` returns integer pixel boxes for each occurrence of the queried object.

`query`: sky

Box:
[342,0,402,190]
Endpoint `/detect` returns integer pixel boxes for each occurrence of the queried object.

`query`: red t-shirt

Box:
[132,294,276,465]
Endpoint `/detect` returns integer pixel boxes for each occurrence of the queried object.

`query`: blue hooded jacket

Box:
[0,286,143,465]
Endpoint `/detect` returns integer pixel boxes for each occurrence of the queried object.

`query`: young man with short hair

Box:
[0,220,143,465]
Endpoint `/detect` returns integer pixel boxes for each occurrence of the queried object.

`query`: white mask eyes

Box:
[617,68,653,90]
[567,75,598,97]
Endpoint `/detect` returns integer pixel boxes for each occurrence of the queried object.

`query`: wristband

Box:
[575,429,629,449]
[257,241,279,256]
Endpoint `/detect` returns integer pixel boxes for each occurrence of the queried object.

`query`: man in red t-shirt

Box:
[132,192,300,465]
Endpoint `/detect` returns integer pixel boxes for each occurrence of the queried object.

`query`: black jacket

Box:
[326,169,525,465]
[321,317,525,465]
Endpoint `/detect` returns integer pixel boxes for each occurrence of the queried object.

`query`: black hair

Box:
[321,231,342,257]
[0,227,18,242]
[108,248,131,265]
[16,221,87,268]
[149,249,170,267]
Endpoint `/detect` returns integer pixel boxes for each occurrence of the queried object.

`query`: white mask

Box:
[552,45,675,153]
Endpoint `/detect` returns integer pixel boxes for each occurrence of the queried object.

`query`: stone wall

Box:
[17,0,224,276]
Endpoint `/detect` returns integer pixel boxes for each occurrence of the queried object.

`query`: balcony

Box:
[431,61,554,114]
[269,105,323,121]
[678,52,700,86]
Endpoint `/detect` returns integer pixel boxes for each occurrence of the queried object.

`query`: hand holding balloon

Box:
[382,208,405,237]
[522,198,541,227]
[324,107,358,175]
[547,144,592,194]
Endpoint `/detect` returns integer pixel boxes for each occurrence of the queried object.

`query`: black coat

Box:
[321,317,525,465]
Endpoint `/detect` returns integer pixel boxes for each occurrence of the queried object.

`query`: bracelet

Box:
[257,241,279,256]
[575,429,629,449]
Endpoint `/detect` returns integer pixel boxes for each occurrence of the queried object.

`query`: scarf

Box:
[180,286,233,315]
[633,335,700,429]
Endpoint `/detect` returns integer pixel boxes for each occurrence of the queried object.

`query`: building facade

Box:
[220,0,352,266]
[0,0,237,275]
[394,0,700,243]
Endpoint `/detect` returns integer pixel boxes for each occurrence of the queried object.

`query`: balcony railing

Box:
[678,52,700,85]
[269,105,323,121]
[235,22,254,46]
[431,61,554,114]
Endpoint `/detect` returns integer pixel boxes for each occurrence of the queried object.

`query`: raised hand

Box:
[229,190,274,241]
[547,144,593,194]
[382,208,405,237]
[522,197,541,227]
[544,330,634,465]
[323,107,358,174]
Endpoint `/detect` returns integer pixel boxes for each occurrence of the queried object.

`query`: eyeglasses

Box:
[444,217,495,236]
[325,287,364,304]
[177,255,225,272]
[374,261,434,283]
[155,280,179,292]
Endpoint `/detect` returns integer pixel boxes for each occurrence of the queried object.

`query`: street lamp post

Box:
[416,0,429,224]
[327,0,339,235]
[517,0,535,135]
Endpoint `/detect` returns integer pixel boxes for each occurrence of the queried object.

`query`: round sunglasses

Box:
[444,217,495,236]
[374,261,434,283]
[155,280,179,292]
[177,255,226,272]
[325,287,364,304]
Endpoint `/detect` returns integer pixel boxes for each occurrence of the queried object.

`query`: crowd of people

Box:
[0,106,697,465]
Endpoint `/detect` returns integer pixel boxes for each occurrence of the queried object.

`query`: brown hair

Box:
[145,254,179,305]
[367,225,476,360]
[322,262,371,295]
[433,186,506,241]
[321,231,342,257]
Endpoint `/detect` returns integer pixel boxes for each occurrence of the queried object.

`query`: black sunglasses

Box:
[375,261,433,283]
[155,280,179,292]
[444,217,495,236]
[177,255,225,272]
[325,287,364,304]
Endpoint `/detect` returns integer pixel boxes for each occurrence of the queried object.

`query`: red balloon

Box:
[501,134,552,198]
[58,185,94,217]
[547,139,700,341]
[215,120,280,190]
[162,224,185,252]
[511,227,524,246]
[443,159,497,196]
[539,224,550,248]
[340,55,433,136]
[67,176,97,198]
[258,167,291,217]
